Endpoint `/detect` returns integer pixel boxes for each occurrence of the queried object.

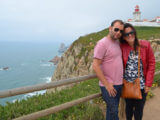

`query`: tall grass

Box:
[0,79,104,120]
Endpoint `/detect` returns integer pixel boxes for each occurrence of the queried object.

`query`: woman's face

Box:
[123,27,135,46]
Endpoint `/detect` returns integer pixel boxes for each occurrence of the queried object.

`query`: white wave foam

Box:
[40,77,51,83]
[12,99,21,103]
[0,68,3,71]
[24,90,46,98]
[12,99,17,103]
[46,77,51,83]
[40,64,53,67]
[12,90,46,103]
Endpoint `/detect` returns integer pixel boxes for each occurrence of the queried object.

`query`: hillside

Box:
[51,26,160,89]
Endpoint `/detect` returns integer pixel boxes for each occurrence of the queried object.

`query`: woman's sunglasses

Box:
[114,28,123,34]
[124,31,135,37]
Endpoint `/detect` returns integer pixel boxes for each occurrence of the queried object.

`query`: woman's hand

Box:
[145,86,150,93]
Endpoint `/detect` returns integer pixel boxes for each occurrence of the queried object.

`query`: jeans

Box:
[100,85,122,120]
[125,89,147,120]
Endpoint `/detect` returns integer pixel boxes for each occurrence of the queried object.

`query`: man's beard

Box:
[110,32,119,41]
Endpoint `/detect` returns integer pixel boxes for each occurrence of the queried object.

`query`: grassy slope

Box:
[73,26,160,47]
[71,26,160,59]
[1,27,160,120]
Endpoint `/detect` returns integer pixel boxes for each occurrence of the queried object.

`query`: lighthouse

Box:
[133,5,141,22]
[127,5,160,26]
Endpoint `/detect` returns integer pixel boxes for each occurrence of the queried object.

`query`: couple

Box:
[92,20,155,120]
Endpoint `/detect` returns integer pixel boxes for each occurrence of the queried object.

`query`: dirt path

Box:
[99,87,160,120]
[119,87,160,120]
[143,87,160,120]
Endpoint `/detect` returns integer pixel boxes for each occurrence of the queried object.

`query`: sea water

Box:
[0,41,62,105]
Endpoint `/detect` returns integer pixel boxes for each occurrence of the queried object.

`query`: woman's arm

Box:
[145,42,155,89]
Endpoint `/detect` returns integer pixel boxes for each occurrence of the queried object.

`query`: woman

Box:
[120,23,155,120]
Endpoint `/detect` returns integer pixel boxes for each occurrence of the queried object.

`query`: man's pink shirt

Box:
[94,37,123,86]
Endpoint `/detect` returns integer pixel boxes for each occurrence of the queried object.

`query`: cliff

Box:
[51,28,108,82]
[50,27,160,91]
[150,39,160,60]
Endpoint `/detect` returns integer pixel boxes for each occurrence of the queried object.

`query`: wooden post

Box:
[119,98,126,120]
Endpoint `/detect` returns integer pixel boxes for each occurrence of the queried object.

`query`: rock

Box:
[150,39,160,60]
[49,56,61,65]
[58,43,68,53]
[3,67,9,70]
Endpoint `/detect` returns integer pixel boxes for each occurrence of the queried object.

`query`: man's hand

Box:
[145,86,150,93]
[92,59,117,97]
[105,83,117,97]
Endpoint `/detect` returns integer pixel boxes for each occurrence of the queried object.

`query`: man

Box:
[92,20,124,120]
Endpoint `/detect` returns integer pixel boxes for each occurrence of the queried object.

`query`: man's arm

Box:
[92,58,117,97]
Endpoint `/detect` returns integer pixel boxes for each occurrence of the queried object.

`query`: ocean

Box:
[0,41,62,105]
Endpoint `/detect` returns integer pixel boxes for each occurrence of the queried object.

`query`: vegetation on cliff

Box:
[70,26,160,56]
[52,26,160,82]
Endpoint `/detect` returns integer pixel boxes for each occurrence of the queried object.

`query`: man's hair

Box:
[111,19,124,26]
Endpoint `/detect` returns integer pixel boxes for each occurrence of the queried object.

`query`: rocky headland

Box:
[49,56,61,65]
[49,27,160,92]
[58,43,68,53]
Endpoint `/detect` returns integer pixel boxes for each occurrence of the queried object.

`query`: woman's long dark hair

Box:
[120,23,139,53]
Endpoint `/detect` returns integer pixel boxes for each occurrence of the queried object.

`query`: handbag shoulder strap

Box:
[138,47,140,78]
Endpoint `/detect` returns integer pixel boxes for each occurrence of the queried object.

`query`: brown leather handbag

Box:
[121,48,142,99]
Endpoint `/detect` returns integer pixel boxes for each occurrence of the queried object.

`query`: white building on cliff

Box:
[127,5,160,27]
[133,5,141,22]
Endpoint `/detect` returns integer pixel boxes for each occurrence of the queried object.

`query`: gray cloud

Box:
[0,0,159,42]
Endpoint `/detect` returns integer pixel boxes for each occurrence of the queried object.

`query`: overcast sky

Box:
[0,0,159,43]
